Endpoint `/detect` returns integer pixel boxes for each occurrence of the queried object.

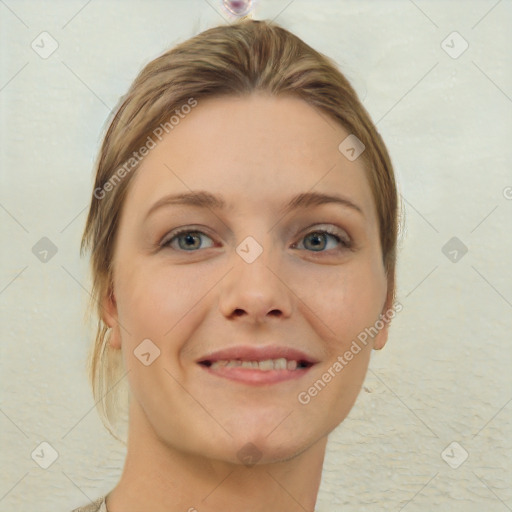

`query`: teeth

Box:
[258,359,275,371]
[287,360,298,371]
[209,358,305,371]
[274,357,287,370]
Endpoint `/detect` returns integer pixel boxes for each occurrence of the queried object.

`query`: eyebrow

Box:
[145,190,365,220]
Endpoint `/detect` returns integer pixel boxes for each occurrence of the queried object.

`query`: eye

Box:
[293,227,351,253]
[160,225,351,253]
[161,228,215,251]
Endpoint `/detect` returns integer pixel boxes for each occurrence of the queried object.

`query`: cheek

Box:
[115,259,215,344]
[303,256,387,352]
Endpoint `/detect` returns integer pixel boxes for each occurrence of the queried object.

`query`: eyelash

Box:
[159,226,352,253]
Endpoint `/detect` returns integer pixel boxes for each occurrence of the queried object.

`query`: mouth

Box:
[199,358,313,370]
[196,346,318,386]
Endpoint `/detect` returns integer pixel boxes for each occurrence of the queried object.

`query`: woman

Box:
[74,17,400,512]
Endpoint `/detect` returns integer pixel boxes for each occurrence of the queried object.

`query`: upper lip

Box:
[197,345,319,365]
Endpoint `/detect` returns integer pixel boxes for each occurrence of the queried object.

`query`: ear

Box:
[372,288,394,351]
[101,285,122,350]
[372,316,389,351]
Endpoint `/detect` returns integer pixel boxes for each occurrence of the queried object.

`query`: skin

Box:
[102,92,391,512]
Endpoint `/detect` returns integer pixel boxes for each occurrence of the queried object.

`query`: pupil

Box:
[307,233,325,251]
[181,233,199,250]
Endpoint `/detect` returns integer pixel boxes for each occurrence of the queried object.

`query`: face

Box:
[104,92,390,465]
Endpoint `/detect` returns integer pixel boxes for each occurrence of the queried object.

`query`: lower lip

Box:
[198,364,315,385]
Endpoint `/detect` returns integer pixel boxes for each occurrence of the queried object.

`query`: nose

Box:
[219,252,293,324]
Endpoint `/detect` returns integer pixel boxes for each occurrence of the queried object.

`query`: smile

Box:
[201,358,312,371]
[196,345,318,385]
[198,357,315,385]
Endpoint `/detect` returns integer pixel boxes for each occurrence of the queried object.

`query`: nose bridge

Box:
[219,233,293,322]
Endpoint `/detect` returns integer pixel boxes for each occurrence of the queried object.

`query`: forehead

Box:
[123,93,377,223]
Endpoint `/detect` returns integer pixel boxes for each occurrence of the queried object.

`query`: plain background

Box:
[1,1,511,511]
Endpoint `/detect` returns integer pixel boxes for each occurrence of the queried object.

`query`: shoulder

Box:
[71,495,107,512]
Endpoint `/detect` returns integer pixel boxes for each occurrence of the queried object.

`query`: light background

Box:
[0,1,511,511]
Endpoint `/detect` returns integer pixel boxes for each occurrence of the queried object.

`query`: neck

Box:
[106,401,327,512]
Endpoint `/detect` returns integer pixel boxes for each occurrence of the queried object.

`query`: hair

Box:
[80,18,401,441]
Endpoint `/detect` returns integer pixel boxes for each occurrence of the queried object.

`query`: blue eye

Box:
[294,229,351,252]
[161,227,351,253]
[162,229,214,251]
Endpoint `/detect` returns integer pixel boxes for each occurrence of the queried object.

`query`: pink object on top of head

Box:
[223,0,253,16]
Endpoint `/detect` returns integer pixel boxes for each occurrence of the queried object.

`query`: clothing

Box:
[71,495,107,512]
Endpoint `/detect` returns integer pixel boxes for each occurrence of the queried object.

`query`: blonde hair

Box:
[81,18,400,441]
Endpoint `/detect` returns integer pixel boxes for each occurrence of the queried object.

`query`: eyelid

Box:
[160,224,350,247]
[292,224,352,252]
[299,223,351,242]
[159,226,215,248]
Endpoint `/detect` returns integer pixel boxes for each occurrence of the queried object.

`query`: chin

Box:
[221,427,316,467]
